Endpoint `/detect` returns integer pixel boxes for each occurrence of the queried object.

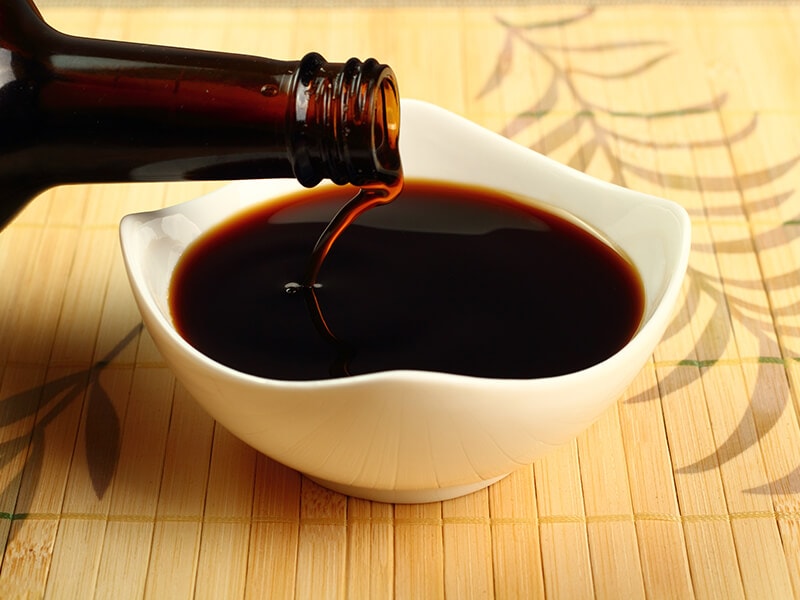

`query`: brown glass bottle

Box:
[0,0,401,229]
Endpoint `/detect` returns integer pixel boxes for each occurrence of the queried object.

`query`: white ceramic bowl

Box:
[119,99,690,503]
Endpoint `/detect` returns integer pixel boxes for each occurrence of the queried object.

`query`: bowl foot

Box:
[306,472,510,504]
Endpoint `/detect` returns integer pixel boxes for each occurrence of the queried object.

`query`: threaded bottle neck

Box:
[288,53,402,188]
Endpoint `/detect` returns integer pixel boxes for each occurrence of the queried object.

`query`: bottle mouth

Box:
[289,54,403,188]
[370,72,402,186]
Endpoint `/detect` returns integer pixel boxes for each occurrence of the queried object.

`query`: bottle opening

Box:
[372,75,402,185]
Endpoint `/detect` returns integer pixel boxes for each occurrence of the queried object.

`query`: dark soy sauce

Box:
[169,180,645,381]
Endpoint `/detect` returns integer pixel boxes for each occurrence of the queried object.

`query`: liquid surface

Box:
[169,180,645,381]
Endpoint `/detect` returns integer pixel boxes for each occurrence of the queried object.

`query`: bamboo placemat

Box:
[3,3,800,598]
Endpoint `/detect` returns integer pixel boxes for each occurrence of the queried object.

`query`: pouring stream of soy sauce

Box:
[285,175,404,376]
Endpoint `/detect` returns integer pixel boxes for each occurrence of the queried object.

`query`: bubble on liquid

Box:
[284,282,324,294]
[284,282,302,294]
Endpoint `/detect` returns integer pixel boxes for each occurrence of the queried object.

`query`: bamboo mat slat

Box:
[3,4,800,599]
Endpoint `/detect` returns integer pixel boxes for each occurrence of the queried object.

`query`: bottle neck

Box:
[289,53,401,188]
[1,0,401,189]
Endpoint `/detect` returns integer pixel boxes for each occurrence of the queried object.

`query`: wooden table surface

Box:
[3,2,800,598]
